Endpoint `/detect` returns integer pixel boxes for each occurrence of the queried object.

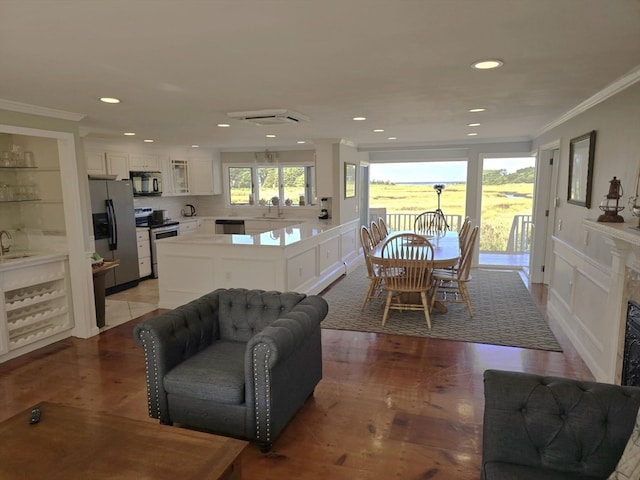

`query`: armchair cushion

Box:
[217,289,306,342]
[164,341,246,404]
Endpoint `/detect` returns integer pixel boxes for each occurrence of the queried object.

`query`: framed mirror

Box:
[344,162,356,198]
[567,130,596,208]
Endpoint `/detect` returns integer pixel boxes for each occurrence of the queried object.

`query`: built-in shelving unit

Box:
[1,260,71,355]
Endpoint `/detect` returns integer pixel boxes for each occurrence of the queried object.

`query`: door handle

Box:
[106,199,118,250]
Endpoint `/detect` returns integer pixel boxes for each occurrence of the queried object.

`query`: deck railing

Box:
[371,211,463,233]
[506,214,533,253]
[370,210,533,254]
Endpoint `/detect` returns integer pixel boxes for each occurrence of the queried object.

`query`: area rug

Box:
[321,266,562,351]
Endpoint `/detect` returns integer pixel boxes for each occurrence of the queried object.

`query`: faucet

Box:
[266,198,283,218]
[0,230,11,255]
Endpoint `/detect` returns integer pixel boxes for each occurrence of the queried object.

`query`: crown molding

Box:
[0,98,85,121]
[538,65,640,136]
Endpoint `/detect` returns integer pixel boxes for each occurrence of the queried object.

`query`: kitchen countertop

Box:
[158,218,336,247]
[0,250,68,271]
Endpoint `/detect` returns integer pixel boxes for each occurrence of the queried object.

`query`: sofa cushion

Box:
[482,370,640,478]
[608,406,640,479]
[217,289,306,342]
[164,341,246,404]
[484,462,603,480]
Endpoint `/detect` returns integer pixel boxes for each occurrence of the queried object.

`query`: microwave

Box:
[130,171,162,196]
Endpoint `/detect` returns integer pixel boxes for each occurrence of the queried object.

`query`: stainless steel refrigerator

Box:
[89,178,140,294]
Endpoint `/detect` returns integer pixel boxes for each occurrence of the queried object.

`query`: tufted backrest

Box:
[482,369,640,478]
[216,289,306,342]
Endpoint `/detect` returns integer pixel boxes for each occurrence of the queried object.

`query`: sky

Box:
[370,157,535,183]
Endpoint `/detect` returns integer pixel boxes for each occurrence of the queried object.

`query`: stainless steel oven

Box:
[149,223,179,278]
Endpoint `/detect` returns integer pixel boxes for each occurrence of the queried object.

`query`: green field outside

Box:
[370,182,533,252]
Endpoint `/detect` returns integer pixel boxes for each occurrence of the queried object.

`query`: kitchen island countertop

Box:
[159,218,338,247]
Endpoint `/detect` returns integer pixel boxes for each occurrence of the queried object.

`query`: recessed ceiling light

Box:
[353,116,367,121]
[265,134,276,138]
[469,108,486,113]
[217,123,230,128]
[467,132,478,136]
[143,139,154,143]
[373,129,385,133]
[471,59,504,70]
[297,141,306,144]
[467,123,481,127]
[387,136,397,140]
[191,144,199,148]
[124,132,136,136]
[100,97,120,104]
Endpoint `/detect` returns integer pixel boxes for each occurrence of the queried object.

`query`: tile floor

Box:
[102,278,159,331]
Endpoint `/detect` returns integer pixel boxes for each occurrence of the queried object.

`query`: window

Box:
[227,164,315,206]
[228,167,252,205]
[257,167,279,204]
[282,166,306,205]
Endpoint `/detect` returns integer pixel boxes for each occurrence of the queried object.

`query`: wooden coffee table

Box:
[0,402,248,480]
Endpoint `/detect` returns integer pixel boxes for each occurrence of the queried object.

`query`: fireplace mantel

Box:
[580,218,640,383]
[583,219,640,250]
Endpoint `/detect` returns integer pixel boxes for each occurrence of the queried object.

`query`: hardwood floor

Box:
[0,276,592,479]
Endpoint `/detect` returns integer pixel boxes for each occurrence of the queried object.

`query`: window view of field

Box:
[369,159,535,263]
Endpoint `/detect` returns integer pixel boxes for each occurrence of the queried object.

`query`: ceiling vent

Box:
[227,109,309,126]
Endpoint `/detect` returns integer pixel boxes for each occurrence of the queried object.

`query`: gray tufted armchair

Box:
[482,369,640,479]
[133,288,328,452]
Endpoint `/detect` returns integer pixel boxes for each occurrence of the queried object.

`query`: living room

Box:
[1,1,640,478]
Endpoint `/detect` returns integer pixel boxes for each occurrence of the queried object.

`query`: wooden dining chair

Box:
[414,211,448,234]
[377,217,389,239]
[360,225,383,310]
[430,225,479,317]
[458,216,472,254]
[376,233,435,329]
[370,220,383,245]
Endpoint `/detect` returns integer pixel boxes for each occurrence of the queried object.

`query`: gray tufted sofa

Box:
[482,369,640,479]
[133,288,328,452]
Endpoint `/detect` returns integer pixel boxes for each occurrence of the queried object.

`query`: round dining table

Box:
[367,230,461,313]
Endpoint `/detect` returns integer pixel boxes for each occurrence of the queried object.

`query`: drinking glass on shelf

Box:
[11,144,24,166]
[1,151,12,167]
[24,151,36,167]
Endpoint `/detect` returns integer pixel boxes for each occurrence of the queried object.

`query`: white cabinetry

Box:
[163,158,219,196]
[103,152,160,180]
[129,153,160,172]
[169,159,189,195]
[105,151,129,180]
[1,258,73,359]
[179,219,199,236]
[188,158,216,195]
[136,229,151,278]
[86,150,106,175]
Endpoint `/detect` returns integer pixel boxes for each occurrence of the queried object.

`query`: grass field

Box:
[370,182,534,252]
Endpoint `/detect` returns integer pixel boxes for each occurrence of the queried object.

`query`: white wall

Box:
[533,80,640,382]
[534,82,640,263]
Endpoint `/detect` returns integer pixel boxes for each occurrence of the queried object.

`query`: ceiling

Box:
[1,0,639,152]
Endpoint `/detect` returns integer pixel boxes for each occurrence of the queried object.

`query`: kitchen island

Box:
[155,218,360,309]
